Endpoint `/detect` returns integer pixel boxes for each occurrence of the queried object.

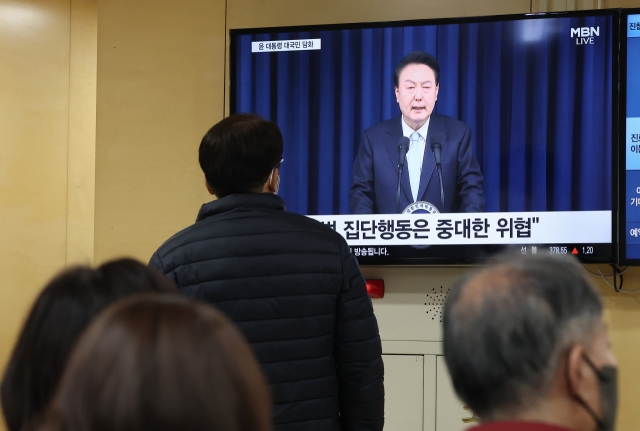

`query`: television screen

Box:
[621,9,640,265]
[230,10,618,264]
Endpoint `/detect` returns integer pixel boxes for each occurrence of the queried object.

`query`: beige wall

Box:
[0,0,96,403]
[535,0,640,10]
[94,0,225,264]
[0,0,70,373]
[2,0,640,431]
[0,1,96,430]
[67,0,97,265]
[227,0,529,29]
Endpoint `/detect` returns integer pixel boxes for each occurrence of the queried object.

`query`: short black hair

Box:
[199,114,283,197]
[0,259,177,431]
[394,51,440,87]
[443,254,602,419]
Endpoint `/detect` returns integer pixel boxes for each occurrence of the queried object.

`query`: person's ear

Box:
[205,179,215,196]
[262,169,276,194]
[268,167,280,194]
[395,86,400,103]
[435,83,439,101]
[566,344,591,398]
[566,344,584,393]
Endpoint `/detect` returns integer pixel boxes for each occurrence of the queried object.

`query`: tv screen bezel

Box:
[228,9,621,266]
[618,8,640,266]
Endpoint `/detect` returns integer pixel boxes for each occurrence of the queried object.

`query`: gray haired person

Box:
[443,254,617,431]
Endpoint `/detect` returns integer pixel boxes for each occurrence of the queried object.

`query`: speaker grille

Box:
[425,285,450,323]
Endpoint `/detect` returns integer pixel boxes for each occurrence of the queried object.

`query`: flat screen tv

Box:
[620,8,640,265]
[229,10,619,264]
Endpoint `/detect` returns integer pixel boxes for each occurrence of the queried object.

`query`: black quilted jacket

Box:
[149,193,384,431]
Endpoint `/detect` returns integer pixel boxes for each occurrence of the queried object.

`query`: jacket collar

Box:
[382,115,447,203]
[196,193,285,222]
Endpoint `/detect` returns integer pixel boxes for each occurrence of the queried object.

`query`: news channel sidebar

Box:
[626,14,640,259]
[627,171,640,258]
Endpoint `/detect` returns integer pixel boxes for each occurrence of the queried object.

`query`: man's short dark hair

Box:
[199,114,283,197]
[443,254,602,420]
[393,51,440,87]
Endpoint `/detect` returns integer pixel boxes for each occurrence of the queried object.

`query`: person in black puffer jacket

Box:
[149,114,384,431]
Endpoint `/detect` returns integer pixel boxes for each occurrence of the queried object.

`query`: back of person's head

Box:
[443,254,607,421]
[38,294,272,431]
[199,113,283,197]
[394,51,440,87]
[1,258,177,431]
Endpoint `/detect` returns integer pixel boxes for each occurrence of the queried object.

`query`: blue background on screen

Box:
[233,15,613,215]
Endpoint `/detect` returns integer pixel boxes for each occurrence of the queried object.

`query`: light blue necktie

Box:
[407,131,422,202]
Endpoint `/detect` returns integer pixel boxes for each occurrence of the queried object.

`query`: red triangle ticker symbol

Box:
[572,248,579,255]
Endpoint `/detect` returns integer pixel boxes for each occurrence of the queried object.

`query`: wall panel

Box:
[94,0,226,263]
[227,0,530,29]
[533,0,640,11]
[66,0,97,266]
[0,0,71,392]
[0,2,84,430]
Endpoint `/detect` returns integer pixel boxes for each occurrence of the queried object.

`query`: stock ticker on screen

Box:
[626,14,640,260]
[231,12,615,263]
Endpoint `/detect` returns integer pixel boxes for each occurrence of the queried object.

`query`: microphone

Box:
[396,137,410,213]
[431,142,441,166]
[431,142,445,210]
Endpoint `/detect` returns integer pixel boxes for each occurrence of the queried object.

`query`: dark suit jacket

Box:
[350,114,485,214]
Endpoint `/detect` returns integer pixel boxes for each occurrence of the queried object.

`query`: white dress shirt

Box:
[401,116,430,202]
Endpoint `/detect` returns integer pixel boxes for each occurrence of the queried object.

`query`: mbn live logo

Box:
[571,26,599,45]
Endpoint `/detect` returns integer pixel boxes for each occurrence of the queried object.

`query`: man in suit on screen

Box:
[350,51,485,214]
